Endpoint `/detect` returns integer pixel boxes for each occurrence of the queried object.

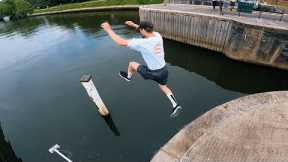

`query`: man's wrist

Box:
[133,24,139,28]
[127,23,138,29]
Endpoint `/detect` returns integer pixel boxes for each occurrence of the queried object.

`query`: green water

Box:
[0,11,287,162]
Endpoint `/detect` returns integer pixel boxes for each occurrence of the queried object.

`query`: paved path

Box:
[143,4,288,30]
[31,5,139,16]
[151,91,288,162]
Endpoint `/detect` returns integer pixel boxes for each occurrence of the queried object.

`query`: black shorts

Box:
[137,65,168,85]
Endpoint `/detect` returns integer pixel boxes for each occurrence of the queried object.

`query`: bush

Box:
[137,0,163,4]
[0,0,32,19]
[14,0,33,18]
[0,2,14,17]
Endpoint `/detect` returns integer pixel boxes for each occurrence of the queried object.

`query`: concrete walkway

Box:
[143,4,288,30]
[151,91,288,162]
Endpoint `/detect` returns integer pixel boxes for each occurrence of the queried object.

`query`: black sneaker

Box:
[118,71,131,82]
[170,105,182,118]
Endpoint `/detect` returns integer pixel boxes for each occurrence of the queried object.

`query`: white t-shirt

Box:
[127,32,166,70]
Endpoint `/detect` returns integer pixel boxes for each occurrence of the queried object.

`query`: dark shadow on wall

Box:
[164,39,288,94]
[0,122,22,162]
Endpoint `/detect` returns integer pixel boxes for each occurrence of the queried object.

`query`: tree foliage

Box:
[0,0,32,19]
[14,0,33,18]
[27,0,88,8]
[137,0,163,4]
[0,2,14,16]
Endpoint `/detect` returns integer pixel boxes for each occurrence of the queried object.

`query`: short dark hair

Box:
[138,21,153,33]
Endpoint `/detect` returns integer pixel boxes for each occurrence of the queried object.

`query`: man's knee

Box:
[159,84,167,90]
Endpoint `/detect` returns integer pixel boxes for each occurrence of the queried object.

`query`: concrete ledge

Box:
[141,4,288,32]
[140,4,288,70]
[151,91,288,162]
[31,5,140,16]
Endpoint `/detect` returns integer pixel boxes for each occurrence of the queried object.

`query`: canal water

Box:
[0,11,288,162]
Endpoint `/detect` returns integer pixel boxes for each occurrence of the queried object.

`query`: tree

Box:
[0,1,14,17]
[0,0,32,19]
[26,0,49,8]
[13,0,33,18]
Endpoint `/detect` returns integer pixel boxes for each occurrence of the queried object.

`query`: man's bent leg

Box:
[127,61,140,79]
[159,84,172,96]
[159,84,178,108]
[159,84,182,117]
[119,61,140,82]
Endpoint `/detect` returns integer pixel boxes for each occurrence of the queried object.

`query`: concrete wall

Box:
[224,22,288,70]
[139,6,288,70]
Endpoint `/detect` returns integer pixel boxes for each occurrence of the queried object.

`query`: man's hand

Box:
[101,21,129,46]
[101,22,112,32]
[125,21,139,29]
[125,21,135,26]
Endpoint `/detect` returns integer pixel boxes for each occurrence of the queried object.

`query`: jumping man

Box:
[101,21,182,117]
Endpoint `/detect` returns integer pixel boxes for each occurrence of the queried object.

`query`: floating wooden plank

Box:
[80,74,109,116]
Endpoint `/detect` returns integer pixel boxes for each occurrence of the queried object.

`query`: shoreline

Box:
[31,5,140,16]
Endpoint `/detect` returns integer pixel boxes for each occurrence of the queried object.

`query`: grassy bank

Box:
[34,0,163,14]
[263,0,288,9]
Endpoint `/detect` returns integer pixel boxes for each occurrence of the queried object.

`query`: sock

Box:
[167,94,178,108]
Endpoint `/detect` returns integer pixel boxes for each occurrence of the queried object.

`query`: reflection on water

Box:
[103,115,120,136]
[165,40,288,94]
[0,11,287,162]
[0,12,139,72]
[0,12,138,39]
[0,122,22,162]
[0,18,45,38]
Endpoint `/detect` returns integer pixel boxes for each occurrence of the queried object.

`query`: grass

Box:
[33,0,163,14]
[263,0,288,9]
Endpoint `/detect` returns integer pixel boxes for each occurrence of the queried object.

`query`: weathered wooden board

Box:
[80,74,109,116]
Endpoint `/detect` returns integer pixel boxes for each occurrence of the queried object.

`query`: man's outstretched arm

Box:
[101,22,129,46]
[125,21,139,29]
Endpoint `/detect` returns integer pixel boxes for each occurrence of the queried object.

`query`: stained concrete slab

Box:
[151,91,288,162]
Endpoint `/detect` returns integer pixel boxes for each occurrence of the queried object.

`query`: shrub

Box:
[0,2,14,17]
[13,0,33,18]
[0,0,32,19]
[137,0,163,4]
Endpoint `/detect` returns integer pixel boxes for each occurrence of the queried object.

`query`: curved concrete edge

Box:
[31,5,140,17]
[151,91,288,162]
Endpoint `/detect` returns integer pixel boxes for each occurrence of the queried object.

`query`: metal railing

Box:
[164,0,287,21]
